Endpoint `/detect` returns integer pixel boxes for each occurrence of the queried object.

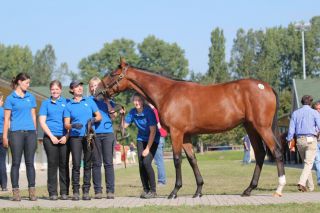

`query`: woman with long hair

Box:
[3,73,37,201]
[88,77,116,199]
[121,93,160,199]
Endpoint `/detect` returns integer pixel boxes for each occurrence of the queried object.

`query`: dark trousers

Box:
[0,135,8,189]
[137,141,158,193]
[9,130,37,188]
[43,135,70,196]
[92,133,115,193]
[70,137,92,193]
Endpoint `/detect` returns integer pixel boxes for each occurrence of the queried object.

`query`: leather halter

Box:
[95,65,128,98]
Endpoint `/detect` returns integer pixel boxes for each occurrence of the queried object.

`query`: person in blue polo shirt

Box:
[2,73,37,201]
[0,92,8,192]
[64,80,101,201]
[39,80,70,200]
[88,77,116,199]
[121,93,160,199]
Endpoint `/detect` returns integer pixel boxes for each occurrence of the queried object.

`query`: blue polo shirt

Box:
[64,97,99,137]
[125,106,160,143]
[89,96,115,134]
[0,107,4,134]
[4,91,36,131]
[39,97,68,136]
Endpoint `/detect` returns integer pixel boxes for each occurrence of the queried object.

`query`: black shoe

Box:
[141,191,157,199]
[82,193,91,200]
[49,195,58,200]
[106,192,114,199]
[72,193,80,201]
[94,193,102,199]
[60,194,68,200]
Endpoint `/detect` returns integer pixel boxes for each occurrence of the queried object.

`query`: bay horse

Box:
[95,59,286,198]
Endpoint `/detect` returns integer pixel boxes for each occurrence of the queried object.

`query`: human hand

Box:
[2,138,8,148]
[71,123,83,129]
[59,136,67,144]
[142,147,150,157]
[119,108,125,114]
[50,136,59,144]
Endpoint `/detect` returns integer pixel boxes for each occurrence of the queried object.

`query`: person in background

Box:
[3,73,37,201]
[120,93,160,199]
[148,103,167,186]
[242,135,251,164]
[39,80,70,200]
[0,92,8,191]
[64,80,102,201]
[287,95,320,192]
[88,77,116,199]
[312,100,320,186]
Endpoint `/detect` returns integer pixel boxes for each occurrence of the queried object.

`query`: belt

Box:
[296,135,316,138]
[12,130,35,133]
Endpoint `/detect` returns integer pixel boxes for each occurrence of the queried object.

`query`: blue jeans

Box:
[0,135,8,189]
[154,137,166,184]
[243,149,251,164]
[314,143,320,185]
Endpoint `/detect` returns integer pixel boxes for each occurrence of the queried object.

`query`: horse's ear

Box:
[120,57,126,68]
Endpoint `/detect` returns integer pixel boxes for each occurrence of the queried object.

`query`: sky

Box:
[1,0,319,76]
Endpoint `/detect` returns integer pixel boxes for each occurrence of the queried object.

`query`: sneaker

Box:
[94,193,102,199]
[158,182,166,187]
[2,188,8,191]
[106,192,115,199]
[49,195,58,200]
[82,193,91,200]
[140,191,149,198]
[72,193,80,201]
[60,194,68,200]
[141,191,157,199]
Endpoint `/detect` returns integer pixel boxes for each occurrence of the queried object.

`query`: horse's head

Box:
[94,58,130,98]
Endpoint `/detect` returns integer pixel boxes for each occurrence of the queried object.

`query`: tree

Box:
[229,29,259,79]
[79,38,139,82]
[0,44,33,81]
[30,44,56,86]
[138,35,189,79]
[207,28,229,83]
[52,62,75,85]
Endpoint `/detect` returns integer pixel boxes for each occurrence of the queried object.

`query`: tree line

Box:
[1,16,319,145]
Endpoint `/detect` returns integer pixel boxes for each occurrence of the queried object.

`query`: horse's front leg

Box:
[168,130,183,199]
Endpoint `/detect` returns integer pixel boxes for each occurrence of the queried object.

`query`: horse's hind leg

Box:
[242,124,266,196]
[168,129,184,199]
[182,135,204,198]
[257,127,286,196]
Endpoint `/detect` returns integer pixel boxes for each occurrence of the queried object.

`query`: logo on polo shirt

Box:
[26,99,31,102]
[84,103,88,107]
[61,104,66,107]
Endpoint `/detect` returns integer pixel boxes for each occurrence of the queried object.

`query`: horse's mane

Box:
[128,65,192,83]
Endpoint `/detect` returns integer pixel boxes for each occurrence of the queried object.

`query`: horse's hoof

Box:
[168,193,177,199]
[241,191,251,197]
[192,193,202,198]
[272,192,282,197]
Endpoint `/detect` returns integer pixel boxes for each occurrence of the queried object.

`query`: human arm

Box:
[31,108,37,130]
[2,110,11,148]
[39,115,59,144]
[286,113,296,142]
[142,125,156,157]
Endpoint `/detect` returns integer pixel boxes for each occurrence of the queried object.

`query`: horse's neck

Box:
[127,68,173,108]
